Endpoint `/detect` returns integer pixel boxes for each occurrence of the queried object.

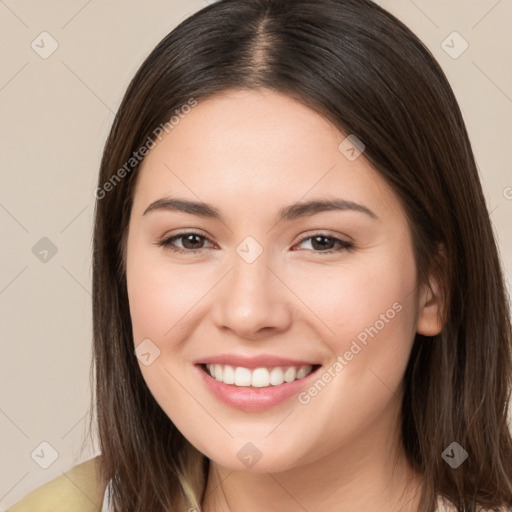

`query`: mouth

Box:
[200,363,322,388]
[194,354,323,410]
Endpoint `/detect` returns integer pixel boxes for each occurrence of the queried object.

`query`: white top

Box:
[100,480,113,512]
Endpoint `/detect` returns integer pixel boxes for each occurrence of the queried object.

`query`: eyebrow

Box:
[142,196,379,222]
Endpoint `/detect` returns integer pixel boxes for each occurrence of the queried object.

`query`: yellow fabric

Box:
[6,456,104,512]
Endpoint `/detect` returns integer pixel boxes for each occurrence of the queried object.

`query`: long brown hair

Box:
[87,0,512,510]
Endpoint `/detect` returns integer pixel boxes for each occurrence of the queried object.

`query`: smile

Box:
[204,363,316,387]
[196,359,322,411]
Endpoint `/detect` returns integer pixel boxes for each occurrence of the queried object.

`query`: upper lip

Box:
[196,354,319,369]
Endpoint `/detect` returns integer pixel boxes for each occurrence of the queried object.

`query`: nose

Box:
[211,249,293,340]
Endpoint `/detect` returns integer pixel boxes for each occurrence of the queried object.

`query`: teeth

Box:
[295,366,309,379]
[270,367,285,385]
[251,368,269,388]
[223,364,235,385]
[234,367,252,386]
[284,367,296,383]
[206,364,313,387]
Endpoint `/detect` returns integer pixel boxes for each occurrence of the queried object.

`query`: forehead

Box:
[130,89,402,222]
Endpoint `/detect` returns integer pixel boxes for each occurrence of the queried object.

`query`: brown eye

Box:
[310,235,337,251]
[179,233,207,250]
[158,232,214,254]
[294,234,353,253]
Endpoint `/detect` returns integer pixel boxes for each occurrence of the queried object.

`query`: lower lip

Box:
[195,365,320,412]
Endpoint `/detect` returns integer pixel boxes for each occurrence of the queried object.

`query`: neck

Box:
[201,400,423,512]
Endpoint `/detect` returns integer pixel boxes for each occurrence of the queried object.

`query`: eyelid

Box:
[293,229,353,245]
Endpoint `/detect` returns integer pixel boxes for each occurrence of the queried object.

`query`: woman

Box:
[8,0,512,511]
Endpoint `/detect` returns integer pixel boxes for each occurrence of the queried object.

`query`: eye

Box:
[293,233,353,253]
[156,231,215,254]
[156,231,353,255]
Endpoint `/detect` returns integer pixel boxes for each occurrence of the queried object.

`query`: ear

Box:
[416,245,446,336]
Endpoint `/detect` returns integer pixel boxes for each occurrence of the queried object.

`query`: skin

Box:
[125,88,444,511]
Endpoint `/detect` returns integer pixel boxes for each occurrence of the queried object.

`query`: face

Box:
[125,88,441,473]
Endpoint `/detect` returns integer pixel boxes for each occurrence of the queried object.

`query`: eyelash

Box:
[156,231,354,255]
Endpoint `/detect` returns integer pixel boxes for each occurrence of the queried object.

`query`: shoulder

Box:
[6,456,105,512]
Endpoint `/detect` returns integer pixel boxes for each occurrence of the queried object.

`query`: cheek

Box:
[287,249,417,348]
[284,249,418,449]
[287,248,419,421]
[127,269,180,344]
[126,241,210,346]
[125,243,208,426]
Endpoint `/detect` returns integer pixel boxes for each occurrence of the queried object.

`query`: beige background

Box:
[1,0,511,508]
